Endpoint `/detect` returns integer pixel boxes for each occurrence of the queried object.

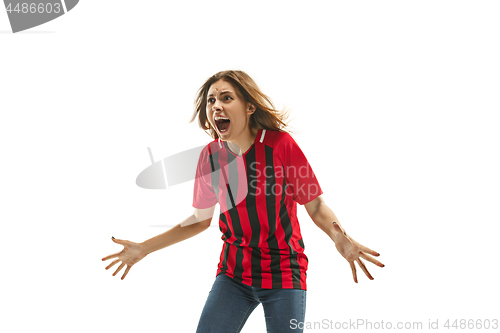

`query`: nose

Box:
[212,99,223,111]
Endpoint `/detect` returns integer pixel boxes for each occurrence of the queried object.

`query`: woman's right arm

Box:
[141,205,216,255]
[102,205,216,279]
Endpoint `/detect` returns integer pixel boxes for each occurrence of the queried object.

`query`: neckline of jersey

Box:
[223,128,263,157]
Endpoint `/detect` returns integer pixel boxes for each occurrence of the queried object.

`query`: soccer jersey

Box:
[192,128,323,290]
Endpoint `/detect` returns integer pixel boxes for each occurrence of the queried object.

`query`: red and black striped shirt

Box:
[192,128,322,290]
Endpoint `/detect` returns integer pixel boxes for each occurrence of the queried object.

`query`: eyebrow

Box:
[207,90,233,97]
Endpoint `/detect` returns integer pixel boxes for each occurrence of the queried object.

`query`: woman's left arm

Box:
[304,195,384,283]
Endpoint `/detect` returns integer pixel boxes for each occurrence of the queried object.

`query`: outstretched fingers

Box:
[358,244,379,257]
[359,252,385,267]
[112,262,125,277]
[356,258,373,280]
[349,261,358,283]
[121,266,131,280]
[105,259,120,270]
[101,251,121,261]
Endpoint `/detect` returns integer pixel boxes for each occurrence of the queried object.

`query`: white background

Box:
[1,1,499,332]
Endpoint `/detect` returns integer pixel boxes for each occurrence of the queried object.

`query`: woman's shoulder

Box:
[196,139,225,164]
[261,128,297,149]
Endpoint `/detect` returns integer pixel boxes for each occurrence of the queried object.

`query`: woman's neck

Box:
[227,127,258,155]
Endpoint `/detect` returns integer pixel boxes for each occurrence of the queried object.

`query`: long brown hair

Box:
[189,70,292,140]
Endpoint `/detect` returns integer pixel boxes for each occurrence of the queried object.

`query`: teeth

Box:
[215,116,229,121]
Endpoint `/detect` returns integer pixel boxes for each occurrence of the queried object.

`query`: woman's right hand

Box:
[101,237,147,280]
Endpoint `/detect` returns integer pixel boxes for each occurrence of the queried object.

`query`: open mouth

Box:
[215,116,231,133]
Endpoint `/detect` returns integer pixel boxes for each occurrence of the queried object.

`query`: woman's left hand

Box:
[332,223,384,283]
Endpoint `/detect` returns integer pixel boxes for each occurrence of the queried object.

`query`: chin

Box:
[219,132,231,141]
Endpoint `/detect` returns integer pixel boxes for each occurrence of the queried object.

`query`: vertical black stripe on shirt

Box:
[265,145,282,288]
[223,153,237,210]
[297,237,308,278]
[278,165,302,288]
[298,238,305,249]
[245,146,262,288]
[219,212,230,275]
[209,151,220,203]
[225,152,244,283]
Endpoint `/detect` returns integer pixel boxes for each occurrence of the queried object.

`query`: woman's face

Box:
[206,79,254,141]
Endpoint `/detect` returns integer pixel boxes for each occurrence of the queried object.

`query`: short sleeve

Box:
[192,146,218,209]
[280,134,323,205]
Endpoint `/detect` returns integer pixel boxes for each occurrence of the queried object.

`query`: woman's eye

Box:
[207,98,215,103]
[224,95,232,101]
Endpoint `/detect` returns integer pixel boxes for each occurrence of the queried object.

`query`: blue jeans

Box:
[196,274,306,333]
